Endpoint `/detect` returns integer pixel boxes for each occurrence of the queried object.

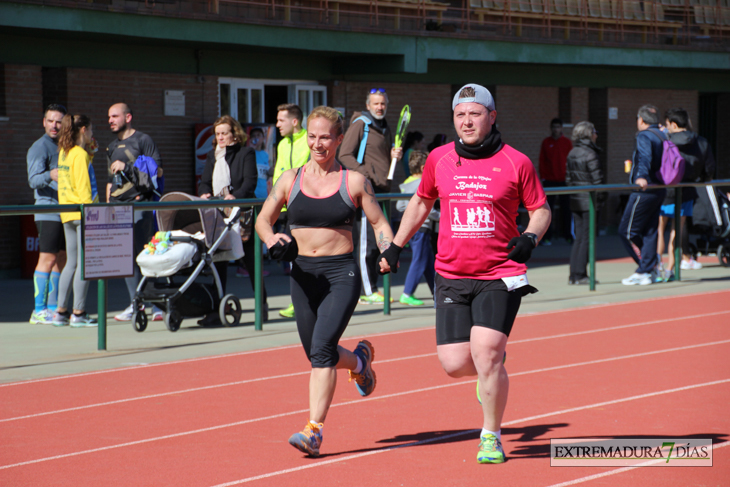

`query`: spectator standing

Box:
[427,133,448,153]
[273,104,310,319]
[199,115,268,323]
[52,114,98,327]
[565,121,603,285]
[619,105,667,286]
[396,150,438,306]
[106,103,165,322]
[250,127,270,200]
[401,131,424,178]
[26,104,68,324]
[539,118,573,245]
[339,88,403,304]
[657,107,717,280]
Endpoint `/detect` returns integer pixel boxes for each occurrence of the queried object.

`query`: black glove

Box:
[506,233,537,264]
[269,236,298,262]
[377,243,403,275]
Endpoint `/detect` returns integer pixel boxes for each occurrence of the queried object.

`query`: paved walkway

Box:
[1,236,728,383]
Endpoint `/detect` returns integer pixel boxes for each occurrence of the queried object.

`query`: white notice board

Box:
[83,205,135,280]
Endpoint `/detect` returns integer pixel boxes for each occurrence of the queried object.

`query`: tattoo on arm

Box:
[364,180,377,206]
[266,178,281,203]
[377,231,391,252]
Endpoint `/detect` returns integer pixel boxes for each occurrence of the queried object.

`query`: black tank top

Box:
[287,166,356,231]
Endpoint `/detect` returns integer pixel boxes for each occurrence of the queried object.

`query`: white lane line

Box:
[3,335,728,424]
[3,339,729,471]
[4,289,726,388]
[510,310,730,345]
[206,378,730,486]
[518,288,730,317]
[0,326,429,388]
[0,353,437,423]
[545,441,730,487]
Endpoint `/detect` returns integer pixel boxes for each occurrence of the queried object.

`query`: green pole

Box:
[674,187,682,282]
[381,200,391,315]
[98,279,107,351]
[588,191,596,291]
[254,206,264,331]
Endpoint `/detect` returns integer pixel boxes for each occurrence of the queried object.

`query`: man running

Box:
[379,84,550,464]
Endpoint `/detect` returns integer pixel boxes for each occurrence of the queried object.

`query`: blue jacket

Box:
[630,124,663,186]
[26,134,61,222]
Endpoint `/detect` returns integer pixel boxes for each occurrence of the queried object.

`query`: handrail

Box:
[3,179,728,350]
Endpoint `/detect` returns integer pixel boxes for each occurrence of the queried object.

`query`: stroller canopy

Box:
[156,192,232,250]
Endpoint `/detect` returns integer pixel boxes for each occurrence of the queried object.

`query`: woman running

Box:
[255,106,394,457]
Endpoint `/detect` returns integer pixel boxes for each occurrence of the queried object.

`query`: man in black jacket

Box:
[107,103,165,322]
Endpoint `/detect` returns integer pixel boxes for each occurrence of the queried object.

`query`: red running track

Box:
[1,290,729,486]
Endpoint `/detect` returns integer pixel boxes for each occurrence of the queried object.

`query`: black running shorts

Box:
[434,273,535,345]
[35,220,66,254]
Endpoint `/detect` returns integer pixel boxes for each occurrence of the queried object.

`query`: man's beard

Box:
[111,124,126,134]
[370,110,386,120]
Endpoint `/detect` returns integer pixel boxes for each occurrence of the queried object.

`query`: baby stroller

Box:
[690,185,730,268]
[133,192,245,332]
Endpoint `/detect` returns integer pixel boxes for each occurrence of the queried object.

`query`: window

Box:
[218,78,326,125]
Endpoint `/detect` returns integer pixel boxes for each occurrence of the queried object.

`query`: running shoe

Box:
[680,258,702,270]
[114,303,143,322]
[279,303,295,319]
[664,269,675,282]
[151,305,164,321]
[70,313,98,328]
[52,311,70,327]
[477,434,505,464]
[621,273,652,286]
[358,292,393,305]
[399,294,424,306]
[288,422,323,457]
[349,340,376,396]
[29,308,54,325]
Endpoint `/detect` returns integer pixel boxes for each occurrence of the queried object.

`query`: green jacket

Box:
[273,129,309,185]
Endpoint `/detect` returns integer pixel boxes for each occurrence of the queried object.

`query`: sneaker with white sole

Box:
[29,308,54,325]
[115,303,143,322]
[349,340,376,396]
[680,259,702,270]
[52,311,70,327]
[70,313,98,328]
[151,305,164,321]
[477,434,505,464]
[621,272,652,286]
[288,422,323,457]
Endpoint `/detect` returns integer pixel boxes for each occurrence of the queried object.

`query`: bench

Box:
[470,0,684,41]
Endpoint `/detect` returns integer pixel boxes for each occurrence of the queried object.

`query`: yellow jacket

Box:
[58,145,93,223]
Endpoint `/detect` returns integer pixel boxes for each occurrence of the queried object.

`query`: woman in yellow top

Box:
[51,114,97,327]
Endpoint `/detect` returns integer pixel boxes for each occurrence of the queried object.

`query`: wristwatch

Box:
[522,232,538,248]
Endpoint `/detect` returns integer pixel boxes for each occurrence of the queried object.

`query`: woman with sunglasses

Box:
[256,106,395,458]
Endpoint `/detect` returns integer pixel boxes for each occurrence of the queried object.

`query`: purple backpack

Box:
[648,129,685,185]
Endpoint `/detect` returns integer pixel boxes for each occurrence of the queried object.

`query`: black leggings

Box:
[290,253,361,368]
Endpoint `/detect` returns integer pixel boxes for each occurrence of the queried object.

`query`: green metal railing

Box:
[2,179,728,350]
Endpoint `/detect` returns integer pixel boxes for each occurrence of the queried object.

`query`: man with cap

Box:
[378,84,550,464]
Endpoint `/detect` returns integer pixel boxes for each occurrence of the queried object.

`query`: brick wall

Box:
[494,85,559,172]
[0,65,44,271]
[605,88,698,185]
[66,68,219,197]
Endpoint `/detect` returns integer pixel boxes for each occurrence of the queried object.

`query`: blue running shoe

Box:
[349,340,376,396]
[477,434,505,464]
[288,422,323,457]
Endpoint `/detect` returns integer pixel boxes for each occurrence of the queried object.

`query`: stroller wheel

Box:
[165,312,182,332]
[719,244,730,268]
[219,294,242,327]
[133,310,148,332]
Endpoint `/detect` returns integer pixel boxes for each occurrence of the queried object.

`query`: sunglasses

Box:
[369,88,386,94]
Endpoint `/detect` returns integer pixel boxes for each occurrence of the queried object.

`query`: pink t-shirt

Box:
[418,142,547,280]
